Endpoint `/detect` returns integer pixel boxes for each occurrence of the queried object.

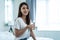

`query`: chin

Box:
[24,14,28,16]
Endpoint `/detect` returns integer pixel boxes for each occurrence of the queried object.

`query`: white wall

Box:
[0,0,26,31]
[13,0,26,20]
[0,0,5,31]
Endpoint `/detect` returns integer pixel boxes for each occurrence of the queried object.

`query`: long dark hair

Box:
[18,2,30,25]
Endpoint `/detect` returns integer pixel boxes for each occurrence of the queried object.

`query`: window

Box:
[36,0,60,31]
[5,0,13,25]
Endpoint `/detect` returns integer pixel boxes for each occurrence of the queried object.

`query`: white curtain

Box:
[5,0,13,25]
[36,0,60,31]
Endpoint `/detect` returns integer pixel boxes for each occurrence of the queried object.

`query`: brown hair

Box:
[18,2,30,25]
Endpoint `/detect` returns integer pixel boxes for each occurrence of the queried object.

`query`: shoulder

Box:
[15,17,22,22]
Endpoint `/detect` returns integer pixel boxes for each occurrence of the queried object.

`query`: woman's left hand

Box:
[31,24,35,30]
[27,24,35,30]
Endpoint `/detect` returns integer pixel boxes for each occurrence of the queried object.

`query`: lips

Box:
[24,11,27,13]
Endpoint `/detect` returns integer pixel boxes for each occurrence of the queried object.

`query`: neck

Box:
[22,16,26,20]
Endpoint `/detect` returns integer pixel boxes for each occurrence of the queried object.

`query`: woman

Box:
[14,2,36,40]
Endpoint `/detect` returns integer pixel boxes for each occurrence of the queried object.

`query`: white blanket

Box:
[28,37,54,40]
[0,31,54,40]
[0,31,15,40]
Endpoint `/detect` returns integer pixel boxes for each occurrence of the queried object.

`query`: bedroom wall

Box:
[0,0,5,31]
[0,0,26,31]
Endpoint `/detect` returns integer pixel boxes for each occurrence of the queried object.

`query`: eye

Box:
[22,7,29,9]
[26,7,29,9]
[23,7,25,9]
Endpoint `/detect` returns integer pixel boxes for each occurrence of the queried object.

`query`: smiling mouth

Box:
[24,11,27,13]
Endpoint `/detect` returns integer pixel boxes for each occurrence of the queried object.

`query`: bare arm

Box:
[15,26,28,37]
[30,30,36,40]
[29,24,36,40]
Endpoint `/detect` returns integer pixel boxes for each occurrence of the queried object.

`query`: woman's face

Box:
[21,5,29,16]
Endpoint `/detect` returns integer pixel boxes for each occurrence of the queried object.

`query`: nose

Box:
[25,8,28,11]
[24,8,28,12]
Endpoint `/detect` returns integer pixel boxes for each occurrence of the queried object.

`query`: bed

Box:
[0,31,15,40]
[0,31,54,40]
[27,37,54,40]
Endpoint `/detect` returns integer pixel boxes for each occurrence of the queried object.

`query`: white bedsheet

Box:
[27,37,54,40]
[0,31,15,40]
[0,31,54,40]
